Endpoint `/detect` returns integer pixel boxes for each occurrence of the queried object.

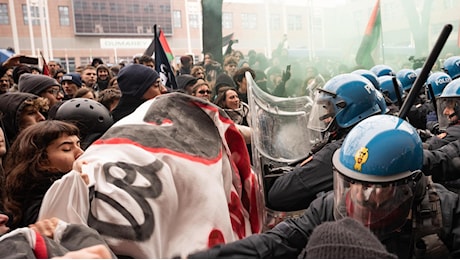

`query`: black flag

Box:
[154,24,178,90]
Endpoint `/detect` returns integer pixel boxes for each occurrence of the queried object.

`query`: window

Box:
[270,14,281,30]
[287,15,302,31]
[241,13,257,29]
[92,2,100,11]
[222,12,232,29]
[74,0,172,35]
[145,4,154,12]
[173,10,181,28]
[22,4,40,25]
[189,14,199,28]
[80,57,91,66]
[0,3,9,25]
[58,6,70,26]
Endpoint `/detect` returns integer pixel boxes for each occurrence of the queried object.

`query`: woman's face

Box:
[0,127,6,158]
[0,213,9,235]
[224,90,240,109]
[19,106,46,132]
[44,134,83,173]
[194,85,212,101]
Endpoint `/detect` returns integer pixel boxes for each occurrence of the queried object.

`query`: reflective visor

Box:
[307,93,336,132]
[333,169,415,238]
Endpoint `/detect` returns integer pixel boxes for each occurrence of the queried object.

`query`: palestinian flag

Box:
[158,29,174,62]
[143,26,174,62]
[39,51,50,76]
[355,0,381,69]
[154,24,178,90]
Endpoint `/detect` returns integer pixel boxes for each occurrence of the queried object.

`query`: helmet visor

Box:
[307,92,336,132]
[333,169,415,238]
[437,98,459,130]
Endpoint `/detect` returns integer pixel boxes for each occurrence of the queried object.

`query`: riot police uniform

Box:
[267,73,387,211]
[188,115,460,259]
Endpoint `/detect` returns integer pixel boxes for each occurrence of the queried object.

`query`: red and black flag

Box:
[39,51,50,76]
[355,0,381,69]
[154,24,177,90]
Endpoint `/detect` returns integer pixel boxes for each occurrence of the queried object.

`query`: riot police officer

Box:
[267,73,387,211]
[188,115,460,258]
[424,78,460,150]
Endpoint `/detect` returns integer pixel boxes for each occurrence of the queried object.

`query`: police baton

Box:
[392,76,403,107]
[398,24,452,119]
[427,83,438,119]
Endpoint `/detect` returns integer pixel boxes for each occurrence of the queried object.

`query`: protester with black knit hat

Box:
[175,74,197,95]
[18,73,63,108]
[61,72,82,100]
[112,64,167,122]
[212,73,236,102]
[305,217,397,259]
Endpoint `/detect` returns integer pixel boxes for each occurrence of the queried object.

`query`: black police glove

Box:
[417,129,434,141]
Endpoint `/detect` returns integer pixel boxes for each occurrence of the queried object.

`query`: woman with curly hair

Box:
[2,120,84,229]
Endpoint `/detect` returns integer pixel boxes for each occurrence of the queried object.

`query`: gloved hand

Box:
[427,122,441,135]
[282,68,291,83]
[417,129,434,141]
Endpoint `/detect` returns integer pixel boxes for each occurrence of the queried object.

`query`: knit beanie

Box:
[215,73,236,92]
[12,65,32,84]
[18,74,60,95]
[176,74,197,90]
[61,73,82,87]
[117,64,159,98]
[305,218,397,259]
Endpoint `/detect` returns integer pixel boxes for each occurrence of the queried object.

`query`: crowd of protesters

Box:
[0,39,460,258]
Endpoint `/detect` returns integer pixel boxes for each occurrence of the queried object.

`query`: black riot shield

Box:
[246,72,320,230]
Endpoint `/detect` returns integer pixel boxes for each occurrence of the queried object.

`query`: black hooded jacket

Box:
[0,92,40,147]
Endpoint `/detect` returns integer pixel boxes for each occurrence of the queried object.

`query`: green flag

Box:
[355,0,381,69]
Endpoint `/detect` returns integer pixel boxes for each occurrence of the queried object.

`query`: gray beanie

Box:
[117,64,160,98]
[306,218,397,259]
[18,74,60,95]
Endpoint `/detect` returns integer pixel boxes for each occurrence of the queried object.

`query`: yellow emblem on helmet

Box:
[354,147,368,171]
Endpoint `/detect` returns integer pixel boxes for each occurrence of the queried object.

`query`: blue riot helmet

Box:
[307,73,385,136]
[378,75,404,104]
[396,69,417,92]
[375,89,389,114]
[333,114,423,238]
[442,56,460,80]
[352,69,380,90]
[437,78,460,130]
[425,71,452,100]
[370,64,395,77]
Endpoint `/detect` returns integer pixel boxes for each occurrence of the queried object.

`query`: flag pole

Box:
[378,0,385,64]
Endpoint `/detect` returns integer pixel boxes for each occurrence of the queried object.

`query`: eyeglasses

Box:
[47,88,62,96]
[198,90,211,94]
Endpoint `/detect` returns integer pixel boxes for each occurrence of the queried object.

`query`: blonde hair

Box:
[191,79,211,95]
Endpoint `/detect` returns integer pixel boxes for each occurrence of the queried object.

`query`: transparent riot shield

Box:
[246,72,320,230]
